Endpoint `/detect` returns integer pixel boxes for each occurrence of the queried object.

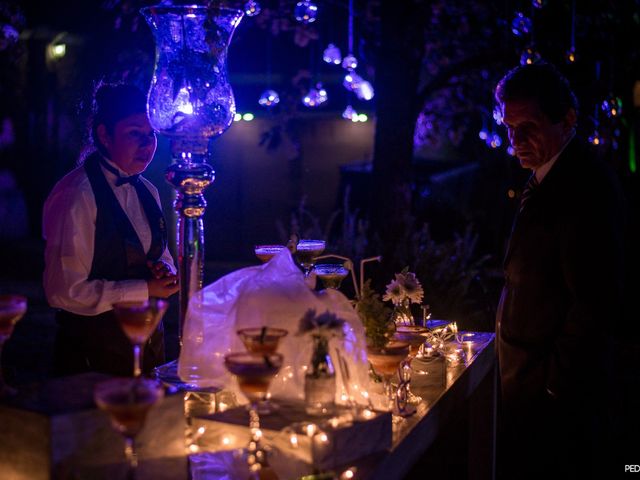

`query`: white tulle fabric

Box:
[178,248,371,405]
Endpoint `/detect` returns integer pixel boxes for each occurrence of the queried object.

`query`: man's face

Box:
[501,99,570,171]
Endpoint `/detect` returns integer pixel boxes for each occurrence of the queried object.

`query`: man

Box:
[495,63,625,478]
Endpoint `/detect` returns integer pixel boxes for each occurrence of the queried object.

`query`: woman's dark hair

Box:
[495,63,578,123]
[86,83,147,160]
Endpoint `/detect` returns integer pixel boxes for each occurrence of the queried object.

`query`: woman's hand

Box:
[147,275,179,298]
[147,260,174,279]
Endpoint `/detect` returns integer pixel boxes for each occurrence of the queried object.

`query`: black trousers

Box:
[53,309,165,377]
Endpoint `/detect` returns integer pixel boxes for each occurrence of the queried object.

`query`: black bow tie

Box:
[99,157,140,187]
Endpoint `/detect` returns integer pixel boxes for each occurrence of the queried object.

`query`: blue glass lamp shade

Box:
[141,6,243,153]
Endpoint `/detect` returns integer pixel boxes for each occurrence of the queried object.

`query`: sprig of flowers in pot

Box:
[382,267,424,325]
[297,309,345,376]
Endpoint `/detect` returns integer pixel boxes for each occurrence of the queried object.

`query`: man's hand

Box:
[147,275,179,298]
[147,260,174,279]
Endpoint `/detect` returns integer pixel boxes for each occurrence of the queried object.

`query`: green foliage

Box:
[355,280,394,349]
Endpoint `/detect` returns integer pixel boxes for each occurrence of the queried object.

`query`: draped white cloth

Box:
[178,248,371,405]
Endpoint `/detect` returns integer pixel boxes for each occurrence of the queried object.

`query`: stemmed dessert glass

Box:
[237,327,288,355]
[295,240,325,277]
[0,294,27,397]
[394,325,429,405]
[314,264,349,290]
[113,299,169,377]
[236,327,287,414]
[224,352,283,478]
[366,341,410,415]
[254,245,285,263]
[94,377,164,479]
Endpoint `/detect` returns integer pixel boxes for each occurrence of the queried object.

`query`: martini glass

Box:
[394,325,428,404]
[254,245,285,263]
[237,327,288,355]
[224,352,283,479]
[0,294,27,396]
[314,264,349,290]
[94,377,164,478]
[113,299,169,377]
[295,240,325,277]
[366,341,410,414]
[237,327,287,414]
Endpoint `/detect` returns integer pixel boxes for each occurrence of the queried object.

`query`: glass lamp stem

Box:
[125,436,138,478]
[133,344,143,377]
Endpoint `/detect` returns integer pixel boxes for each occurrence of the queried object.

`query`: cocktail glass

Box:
[295,240,325,277]
[0,294,27,397]
[254,245,285,263]
[366,341,410,415]
[237,327,287,414]
[113,298,169,377]
[237,327,288,355]
[394,325,428,404]
[94,377,164,478]
[224,352,283,478]
[314,264,349,290]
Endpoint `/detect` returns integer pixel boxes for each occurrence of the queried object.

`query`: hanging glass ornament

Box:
[507,146,516,156]
[258,89,280,108]
[488,133,502,148]
[531,0,547,8]
[322,43,342,65]
[478,128,489,141]
[354,79,374,101]
[511,12,533,37]
[343,71,362,92]
[565,47,576,64]
[588,130,603,146]
[302,83,327,107]
[342,105,358,121]
[294,1,318,24]
[520,47,542,66]
[601,96,622,118]
[244,0,261,17]
[342,54,358,70]
[492,106,503,125]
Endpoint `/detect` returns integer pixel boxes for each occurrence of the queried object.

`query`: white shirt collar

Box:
[99,155,131,185]
[534,131,575,184]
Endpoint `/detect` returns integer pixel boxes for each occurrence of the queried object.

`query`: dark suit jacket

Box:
[497,138,625,409]
[495,139,625,477]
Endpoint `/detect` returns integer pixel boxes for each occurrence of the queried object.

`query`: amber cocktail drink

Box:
[237,327,288,355]
[295,240,325,277]
[367,341,410,412]
[94,377,164,474]
[254,245,285,263]
[0,295,27,396]
[315,264,348,290]
[113,298,168,377]
[224,352,283,405]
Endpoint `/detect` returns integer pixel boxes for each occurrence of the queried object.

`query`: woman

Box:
[43,83,179,376]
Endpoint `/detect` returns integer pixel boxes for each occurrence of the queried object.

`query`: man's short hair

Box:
[495,63,578,123]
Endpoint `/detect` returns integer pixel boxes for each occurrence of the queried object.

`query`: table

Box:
[0,334,495,480]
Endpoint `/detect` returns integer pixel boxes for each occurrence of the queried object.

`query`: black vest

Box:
[53,153,168,376]
[84,152,167,281]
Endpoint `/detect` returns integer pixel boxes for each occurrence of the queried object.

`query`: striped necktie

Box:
[519,174,539,213]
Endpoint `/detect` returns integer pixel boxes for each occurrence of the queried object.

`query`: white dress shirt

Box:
[43,158,175,316]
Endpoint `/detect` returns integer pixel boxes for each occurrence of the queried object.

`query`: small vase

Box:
[304,335,336,416]
[392,299,414,326]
